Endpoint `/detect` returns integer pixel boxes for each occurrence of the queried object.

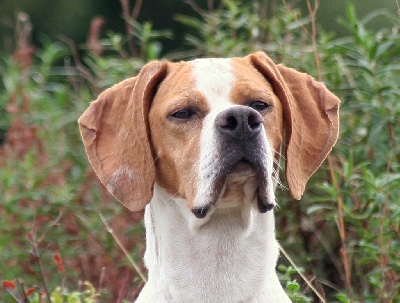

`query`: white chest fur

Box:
[135,185,291,303]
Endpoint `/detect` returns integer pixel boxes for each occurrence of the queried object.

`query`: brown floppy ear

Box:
[78,61,167,211]
[250,52,340,200]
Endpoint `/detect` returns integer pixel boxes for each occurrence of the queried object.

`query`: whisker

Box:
[270,147,286,190]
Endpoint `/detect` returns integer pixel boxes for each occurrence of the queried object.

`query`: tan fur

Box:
[149,62,206,206]
[78,62,167,211]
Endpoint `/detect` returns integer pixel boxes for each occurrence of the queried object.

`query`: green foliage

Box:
[0,24,147,303]
[3,280,100,303]
[175,0,312,62]
[322,4,400,301]
[278,265,312,303]
[33,284,98,303]
[1,1,400,302]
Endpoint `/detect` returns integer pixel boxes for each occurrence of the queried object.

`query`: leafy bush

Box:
[1,1,399,302]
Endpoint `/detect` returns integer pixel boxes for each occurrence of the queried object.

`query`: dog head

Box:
[78,52,339,217]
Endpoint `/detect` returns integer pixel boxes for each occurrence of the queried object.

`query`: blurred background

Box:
[0,0,398,54]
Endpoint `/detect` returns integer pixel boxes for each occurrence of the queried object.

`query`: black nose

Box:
[215,107,264,139]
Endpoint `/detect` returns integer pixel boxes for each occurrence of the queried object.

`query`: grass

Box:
[1,1,399,302]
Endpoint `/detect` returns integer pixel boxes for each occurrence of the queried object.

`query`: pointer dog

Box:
[79,52,339,302]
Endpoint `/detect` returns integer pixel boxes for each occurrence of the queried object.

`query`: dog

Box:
[78,52,339,302]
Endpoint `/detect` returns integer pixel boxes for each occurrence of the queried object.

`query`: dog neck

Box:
[136,184,291,302]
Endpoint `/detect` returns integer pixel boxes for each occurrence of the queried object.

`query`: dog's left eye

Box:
[170,109,195,120]
[249,101,270,113]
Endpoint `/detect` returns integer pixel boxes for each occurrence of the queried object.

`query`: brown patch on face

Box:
[230,58,284,155]
[149,62,210,204]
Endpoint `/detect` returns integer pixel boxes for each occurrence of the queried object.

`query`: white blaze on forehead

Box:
[191,58,235,111]
[190,58,238,211]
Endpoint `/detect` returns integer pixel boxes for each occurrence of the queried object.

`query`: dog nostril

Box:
[223,116,238,130]
[216,113,239,131]
[248,113,263,130]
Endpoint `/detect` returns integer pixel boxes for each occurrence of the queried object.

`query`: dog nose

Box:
[215,107,264,139]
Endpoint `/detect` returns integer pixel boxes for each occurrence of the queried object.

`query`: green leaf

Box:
[67,294,82,303]
[336,293,351,303]
[286,280,300,292]
[51,289,63,303]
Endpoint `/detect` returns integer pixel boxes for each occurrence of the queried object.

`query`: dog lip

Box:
[255,168,275,212]
[191,205,211,218]
[220,157,274,208]
[226,159,256,178]
[235,156,275,212]
[257,193,274,212]
[193,153,272,218]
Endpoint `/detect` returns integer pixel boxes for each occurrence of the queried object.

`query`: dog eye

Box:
[249,101,270,113]
[171,109,195,120]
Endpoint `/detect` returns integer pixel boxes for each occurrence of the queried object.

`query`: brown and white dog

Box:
[78,52,339,302]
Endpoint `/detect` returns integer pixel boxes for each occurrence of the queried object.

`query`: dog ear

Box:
[78,61,167,211]
[250,52,340,200]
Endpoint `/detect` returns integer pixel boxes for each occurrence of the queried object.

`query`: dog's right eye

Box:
[249,101,270,113]
[170,109,195,120]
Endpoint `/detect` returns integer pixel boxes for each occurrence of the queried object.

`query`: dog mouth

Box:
[191,157,275,218]
[226,159,255,178]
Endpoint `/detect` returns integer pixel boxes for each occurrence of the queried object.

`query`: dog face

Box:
[149,57,283,217]
[78,52,339,215]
